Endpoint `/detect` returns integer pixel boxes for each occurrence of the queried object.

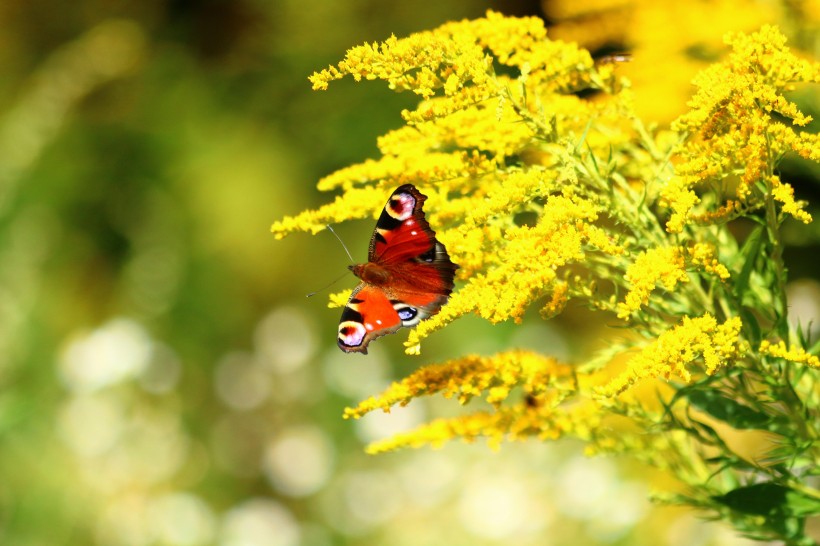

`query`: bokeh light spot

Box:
[215,352,271,411]
[59,318,152,392]
[58,393,125,458]
[148,492,216,546]
[263,424,334,497]
[255,307,316,373]
[219,498,301,546]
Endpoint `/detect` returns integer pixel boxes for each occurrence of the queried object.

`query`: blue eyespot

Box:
[397,307,417,321]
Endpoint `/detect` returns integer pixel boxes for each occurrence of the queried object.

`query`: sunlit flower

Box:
[617,247,688,319]
[344,350,574,419]
[687,243,730,280]
[544,0,783,122]
[662,25,820,232]
[598,315,745,395]
[541,281,569,318]
[364,400,602,454]
[759,340,820,368]
[405,192,622,353]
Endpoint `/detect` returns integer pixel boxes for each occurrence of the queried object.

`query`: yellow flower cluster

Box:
[316,149,495,192]
[687,243,731,280]
[270,186,390,238]
[759,340,820,368]
[541,281,569,318]
[662,25,820,233]
[599,314,745,395]
[326,290,351,309]
[344,350,574,419]
[278,14,820,538]
[310,11,603,99]
[690,199,752,226]
[405,192,622,353]
[617,247,688,319]
[544,0,781,122]
[364,400,602,454]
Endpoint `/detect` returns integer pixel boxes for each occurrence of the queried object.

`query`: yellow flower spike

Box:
[364,398,602,454]
[598,314,744,396]
[691,199,744,226]
[344,350,574,420]
[364,412,507,453]
[541,281,569,319]
[663,25,820,232]
[406,192,620,352]
[687,243,731,280]
[771,176,813,224]
[759,340,820,368]
[617,247,689,319]
[316,150,494,192]
[270,186,387,238]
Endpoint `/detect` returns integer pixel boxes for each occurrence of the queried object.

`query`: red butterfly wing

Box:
[337,185,458,353]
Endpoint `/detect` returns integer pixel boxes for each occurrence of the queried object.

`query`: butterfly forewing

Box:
[369,185,436,264]
[338,184,458,353]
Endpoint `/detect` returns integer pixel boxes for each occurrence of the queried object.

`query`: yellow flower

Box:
[270,186,389,238]
[344,350,574,419]
[405,192,622,353]
[759,340,820,368]
[770,175,812,224]
[541,281,569,318]
[544,0,782,122]
[326,290,351,309]
[661,25,820,232]
[310,11,608,99]
[363,399,603,454]
[617,247,689,319]
[598,314,745,396]
[690,199,745,225]
[687,243,731,280]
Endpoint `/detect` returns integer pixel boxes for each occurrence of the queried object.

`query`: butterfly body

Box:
[338,185,457,354]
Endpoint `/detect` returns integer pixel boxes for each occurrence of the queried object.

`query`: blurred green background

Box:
[1,1,818,545]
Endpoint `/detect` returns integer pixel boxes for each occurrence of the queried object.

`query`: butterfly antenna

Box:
[305,224,356,298]
[326,224,355,263]
[306,270,351,298]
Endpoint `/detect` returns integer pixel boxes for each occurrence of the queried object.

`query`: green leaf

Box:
[808,336,820,357]
[714,482,820,518]
[714,482,789,515]
[733,225,764,299]
[739,308,762,345]
[686,389,771,430]
[784,490,820,517]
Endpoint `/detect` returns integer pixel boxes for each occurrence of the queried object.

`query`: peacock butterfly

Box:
[337,184,458,353]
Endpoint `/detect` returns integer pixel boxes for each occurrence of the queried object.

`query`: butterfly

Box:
[337,184,458,353]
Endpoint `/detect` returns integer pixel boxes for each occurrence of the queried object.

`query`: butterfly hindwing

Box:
[338,184,458,353]
[337,284,442,354]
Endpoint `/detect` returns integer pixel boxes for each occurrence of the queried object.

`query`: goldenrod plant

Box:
[272,12,820,544]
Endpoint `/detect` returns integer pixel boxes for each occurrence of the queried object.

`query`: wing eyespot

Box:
[386,193,416,221]
[338,321,366,348]
[393,304,422,326]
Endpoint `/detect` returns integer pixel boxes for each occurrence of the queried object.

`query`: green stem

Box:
[763,135,790,341]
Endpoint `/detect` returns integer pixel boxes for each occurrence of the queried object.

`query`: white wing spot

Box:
[411,230,417,236]
[365,323,374,331]
[376,319,382,325]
